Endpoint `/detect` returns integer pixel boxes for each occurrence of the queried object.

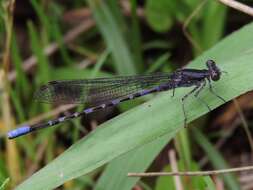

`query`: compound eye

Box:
[207,59,215,64]
[206,59,215,68]
[211,72,220,81]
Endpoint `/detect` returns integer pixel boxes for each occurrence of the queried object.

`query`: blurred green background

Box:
[0,0,253,189]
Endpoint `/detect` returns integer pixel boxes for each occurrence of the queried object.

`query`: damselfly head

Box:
[206,60,221,81]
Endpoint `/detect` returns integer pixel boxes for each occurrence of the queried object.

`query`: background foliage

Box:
[0,0,253,189]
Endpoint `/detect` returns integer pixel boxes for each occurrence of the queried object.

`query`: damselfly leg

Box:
[207,78,226,103]
[181,84,201,127]
[194,80,211,111]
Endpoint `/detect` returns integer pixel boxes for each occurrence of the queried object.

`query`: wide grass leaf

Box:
[15,22,253,189]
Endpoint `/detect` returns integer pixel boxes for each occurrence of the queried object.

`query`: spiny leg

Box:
[181,84,200,127]
[194,80,211,111]
[171,88,175,97]
[207,78,226,103]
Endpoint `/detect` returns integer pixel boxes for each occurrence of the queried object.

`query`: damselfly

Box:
[8,60,226,139]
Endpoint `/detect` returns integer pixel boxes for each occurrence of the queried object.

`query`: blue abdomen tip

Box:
[7,125,31,139]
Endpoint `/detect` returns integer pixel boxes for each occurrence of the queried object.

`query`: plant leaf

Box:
[15,22,253,190]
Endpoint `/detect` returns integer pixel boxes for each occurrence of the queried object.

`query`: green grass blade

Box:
[90,49,110,77]
[0,155,8,183]
[11,34,30,96]
[129,0,144,72]
[201,1,227,49]
[27,21,50,82]
[9,88,26,122]
[146,52,171,73]
[192,128,240,190]
[106,0,127,32]
[87,0,137,75]
[203,176,216,190]
[51,21,73,65]
[94,135,170,190]
[175,128,192,169]
[94,53,170,190]
[0,178,9,190]
[15,22,253,190]
[10,34,30,122]
[30,0,51,41]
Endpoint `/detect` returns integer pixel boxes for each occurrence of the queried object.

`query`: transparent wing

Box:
[34,73,171,106]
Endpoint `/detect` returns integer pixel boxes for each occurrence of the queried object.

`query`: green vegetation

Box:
[0,0,253,190]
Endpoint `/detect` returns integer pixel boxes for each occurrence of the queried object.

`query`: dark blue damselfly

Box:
[8,60,226,139]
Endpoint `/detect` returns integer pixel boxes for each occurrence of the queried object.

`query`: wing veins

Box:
[34,73,171,105]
